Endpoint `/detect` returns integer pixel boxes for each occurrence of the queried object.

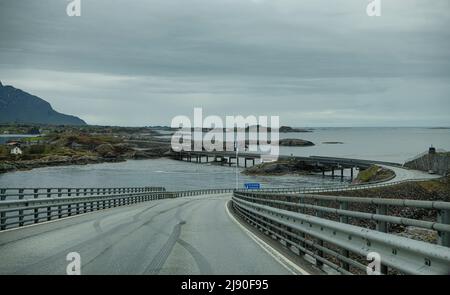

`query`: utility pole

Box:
[235,145,239,190]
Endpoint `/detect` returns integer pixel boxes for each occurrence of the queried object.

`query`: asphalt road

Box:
[380,164,441,183]
[0,194,297,275]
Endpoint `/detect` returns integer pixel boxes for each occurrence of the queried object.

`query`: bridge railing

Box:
[0,190,174,231]
[0,187,166,201]
[0,187,235,230]
[235,177,434,195]
[232,190,450,275]
[0,177,438,232]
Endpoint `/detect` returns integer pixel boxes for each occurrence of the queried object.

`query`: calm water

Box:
[0,134,36,144]
[279,127,450,163]
[1,127,449,189]
[0,158,344,190]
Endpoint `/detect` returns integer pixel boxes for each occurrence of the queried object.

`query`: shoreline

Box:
[0,154,166,174]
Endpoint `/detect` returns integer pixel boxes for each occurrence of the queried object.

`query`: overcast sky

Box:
[0,0,449,126]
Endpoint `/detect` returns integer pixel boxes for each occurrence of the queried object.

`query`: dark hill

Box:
[0,80,86,125]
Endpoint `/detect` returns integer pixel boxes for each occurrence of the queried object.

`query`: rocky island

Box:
[0,127,172,174]
[278,138,315,147]
[278,126,313,133]
[243,159,321,175]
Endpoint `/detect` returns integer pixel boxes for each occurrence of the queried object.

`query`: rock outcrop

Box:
[279,126,313,133]
[278,138,314,147]
[243,159,320,175]
[353,165,395,184]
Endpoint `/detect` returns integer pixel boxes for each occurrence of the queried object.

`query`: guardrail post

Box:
[315,200,324,268]
[339,201,350,271]
[57,188,63,219]
[46,189,52,220]
[376,204,388,274]
[18,189,24,227]
[33,189,39,223]
[296,197,306,257]
[437,209,450,248]
[0,211,5,230]
[0,188,5,230]
[376,204,388,232]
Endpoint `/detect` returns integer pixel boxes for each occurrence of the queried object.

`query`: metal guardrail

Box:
[2,180,448,275]
[0,176,435,231]
[237,177,435,195]
[0,187,234,230]
[171,188,234,197]
[232,191,450,275]
[0,187,166,201]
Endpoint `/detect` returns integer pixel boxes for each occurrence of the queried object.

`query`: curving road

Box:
[380,164,441,183]
[0,194,304,275]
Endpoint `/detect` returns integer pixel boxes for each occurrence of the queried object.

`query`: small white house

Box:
[10,146,23,155]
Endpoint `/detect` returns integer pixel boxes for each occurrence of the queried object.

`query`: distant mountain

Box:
[0,80,86,126]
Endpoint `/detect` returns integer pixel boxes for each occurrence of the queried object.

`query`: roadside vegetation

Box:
[354,165,395,183]
[0,124,172,173]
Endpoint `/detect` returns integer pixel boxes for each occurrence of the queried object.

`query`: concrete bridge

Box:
[170,150,424,181]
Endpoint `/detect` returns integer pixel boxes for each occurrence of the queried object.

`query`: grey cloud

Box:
[0,0,449,126]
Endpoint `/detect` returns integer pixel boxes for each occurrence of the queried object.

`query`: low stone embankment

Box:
[404,152,450,176]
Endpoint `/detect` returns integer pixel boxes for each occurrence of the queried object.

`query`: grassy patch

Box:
[356,165,394,183]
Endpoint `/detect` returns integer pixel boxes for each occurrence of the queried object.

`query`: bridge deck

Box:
[0,194,306,275]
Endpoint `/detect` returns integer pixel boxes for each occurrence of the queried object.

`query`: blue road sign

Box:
[244,183,261,190]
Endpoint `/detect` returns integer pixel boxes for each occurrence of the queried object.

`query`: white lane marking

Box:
[225,200,310,275]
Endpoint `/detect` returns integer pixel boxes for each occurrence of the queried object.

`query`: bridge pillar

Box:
[340,168,344,181]
[350,168,354,180]
[331,168,335,178]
